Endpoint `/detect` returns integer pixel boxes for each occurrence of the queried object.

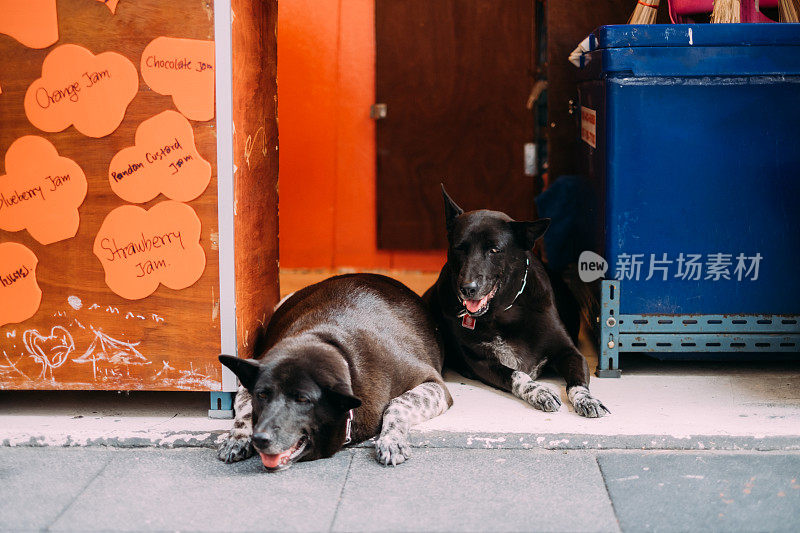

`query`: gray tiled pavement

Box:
[2,447,800,532]
[49,448,351,532]
[331,448,618,533]
[598,453,800,533]
[0,448,115,531]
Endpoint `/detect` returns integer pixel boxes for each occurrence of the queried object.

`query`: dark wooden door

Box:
[376,0,536,250]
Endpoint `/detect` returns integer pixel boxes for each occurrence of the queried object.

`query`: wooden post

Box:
[230,0,280,358]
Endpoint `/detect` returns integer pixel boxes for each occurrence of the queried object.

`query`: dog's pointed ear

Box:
[219,355,261,391]
[510,218,551,250]
[325,382,362,412]
[441,183,464,232]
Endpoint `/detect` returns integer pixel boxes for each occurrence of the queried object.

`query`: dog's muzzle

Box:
[460,285,498,317]
[257,435,308,471]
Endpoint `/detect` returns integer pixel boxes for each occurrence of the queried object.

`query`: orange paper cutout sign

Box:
[95,0,119,14]
[0,0,58,49]
[140,37,215,122]
[0,136,88,245]
[109,110,212,203]
[0,242,42,327]
[24,44,139,138]
[93,201,206,300]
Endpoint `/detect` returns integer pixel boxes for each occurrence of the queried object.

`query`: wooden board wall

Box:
[231,0,280,358]
[0,0,221,390]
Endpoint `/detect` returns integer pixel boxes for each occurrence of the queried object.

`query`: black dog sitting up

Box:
[424,187,608,418]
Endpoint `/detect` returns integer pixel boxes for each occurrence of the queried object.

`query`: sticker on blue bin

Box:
[580,106,596,148]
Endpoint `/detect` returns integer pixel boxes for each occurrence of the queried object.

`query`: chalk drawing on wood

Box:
[67,295,83,310]
[22,326,75,381]
[0,350,31,380]
[72,326,150,380]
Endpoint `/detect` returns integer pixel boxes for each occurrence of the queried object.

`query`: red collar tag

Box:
[461,314,476,330]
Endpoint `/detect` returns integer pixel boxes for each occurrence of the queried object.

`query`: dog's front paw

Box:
[511,372,561,412]
[529,385,562,412]
[569,386,610,418]
[520,382,562,412]
[217,432,255,463]
[375,431,411,466]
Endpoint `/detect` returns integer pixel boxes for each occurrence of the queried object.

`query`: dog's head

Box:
[441,185,550,317]
[219,345,361,472]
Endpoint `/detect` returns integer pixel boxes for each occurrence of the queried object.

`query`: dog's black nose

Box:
[460,281,479,299]
[252,432,273,449]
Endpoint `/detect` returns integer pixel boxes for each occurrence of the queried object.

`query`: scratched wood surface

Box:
[0,0,222,390]
[231,0,280,359]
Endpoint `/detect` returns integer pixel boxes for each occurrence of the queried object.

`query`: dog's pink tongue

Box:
[465,297,486,314]
[259,450,291,469]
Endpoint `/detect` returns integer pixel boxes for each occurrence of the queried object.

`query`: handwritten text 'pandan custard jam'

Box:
[143,55,213,73]
[110,138,193,183]
[34,70,112,108]
[98,231,185,278]
[0,174,74,209]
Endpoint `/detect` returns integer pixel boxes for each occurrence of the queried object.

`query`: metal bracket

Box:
[618,332,800,352]
[209,391,235,419]
[598,280,621,377]
[597,280,800,377]
[617,314,799,334]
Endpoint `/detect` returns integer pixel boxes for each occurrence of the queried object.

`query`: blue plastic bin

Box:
[577,24,800,374]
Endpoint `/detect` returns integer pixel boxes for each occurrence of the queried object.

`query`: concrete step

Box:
[3,362,800,451]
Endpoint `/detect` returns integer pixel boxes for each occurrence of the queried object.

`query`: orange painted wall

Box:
[277,0,446,271]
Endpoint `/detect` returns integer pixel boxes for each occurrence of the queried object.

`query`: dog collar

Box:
[503,258,529,311]
[343,409,354,445]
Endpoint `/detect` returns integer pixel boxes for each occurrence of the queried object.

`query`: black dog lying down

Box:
[424,187,608,418]
[218,274,452,470]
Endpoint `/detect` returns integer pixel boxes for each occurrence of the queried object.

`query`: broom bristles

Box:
[711,0,741,23]
[779,0,800,22]
[627,0,660,24]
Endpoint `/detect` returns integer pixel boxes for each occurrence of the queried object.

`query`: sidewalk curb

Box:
[3,429,800,451]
